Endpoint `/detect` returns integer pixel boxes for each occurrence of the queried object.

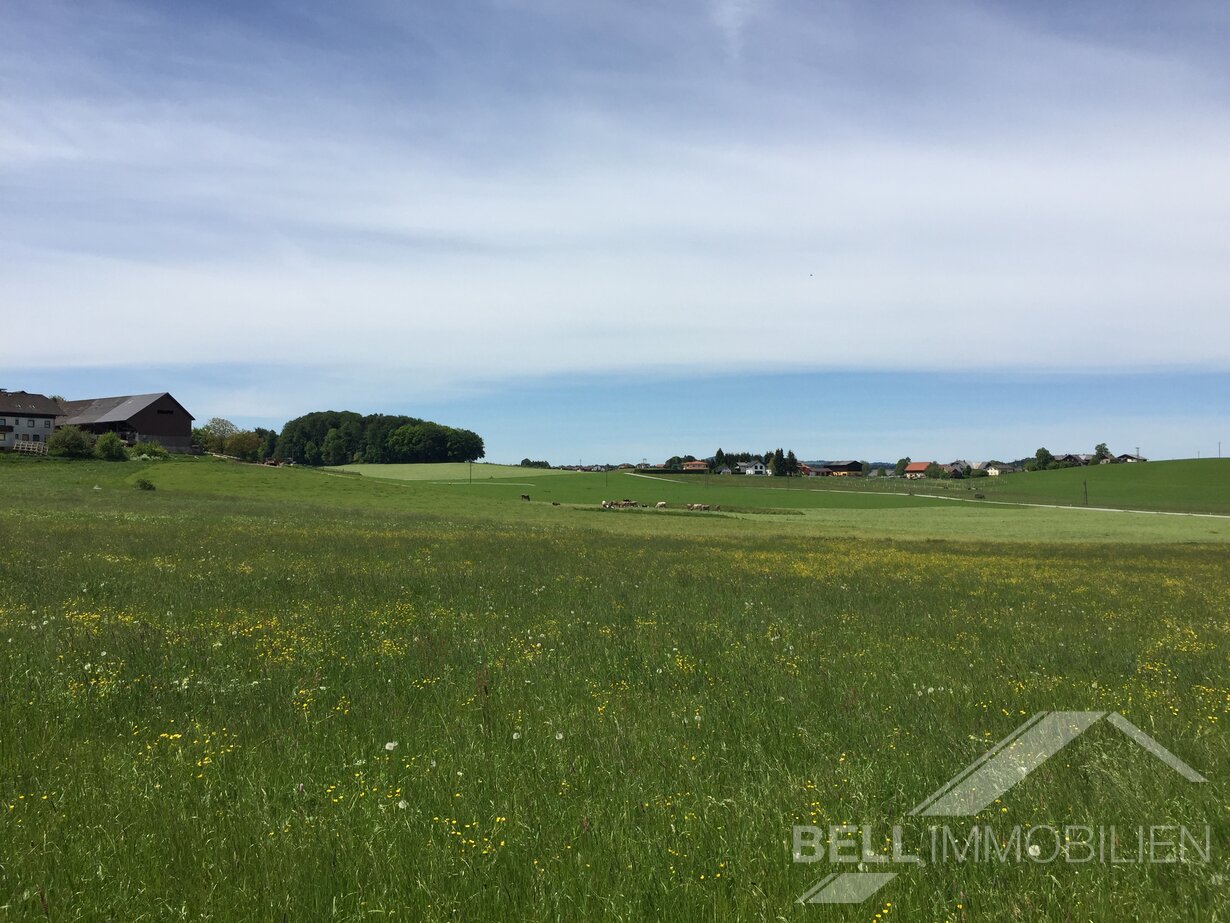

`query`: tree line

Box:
[191,412,484,466]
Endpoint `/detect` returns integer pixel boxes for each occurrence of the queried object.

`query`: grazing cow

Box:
[520,494,530,502]
[656,501,667,509]
[714,505,721,512]
[552,501,560,506]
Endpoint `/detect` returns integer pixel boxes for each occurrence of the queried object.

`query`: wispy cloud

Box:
[2,0,1228,429]
[709,0,766,61]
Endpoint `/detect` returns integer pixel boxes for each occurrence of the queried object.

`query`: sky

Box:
[3,0,1228,463]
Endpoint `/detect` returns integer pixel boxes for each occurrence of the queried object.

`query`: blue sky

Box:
[4,1,1228,462]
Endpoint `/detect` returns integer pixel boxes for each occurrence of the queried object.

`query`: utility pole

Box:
[469,460,472,484]
[1083,480,1088,506]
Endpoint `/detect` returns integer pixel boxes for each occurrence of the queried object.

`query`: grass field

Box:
[1,455,1226,920]
[701,459,1230,517]
[339,462,573,482]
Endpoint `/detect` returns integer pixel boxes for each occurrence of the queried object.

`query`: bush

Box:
[131,441,168,459]
[134,478,155,491]
[95,432,129,461]
[47,425,96,459]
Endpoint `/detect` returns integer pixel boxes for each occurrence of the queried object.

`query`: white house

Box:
[739,461,769,476]
[0,390,60,454]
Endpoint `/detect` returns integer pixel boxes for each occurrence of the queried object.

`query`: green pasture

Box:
[1,455,1227,920]
[339,462,572,481]
[719,459,1230,516]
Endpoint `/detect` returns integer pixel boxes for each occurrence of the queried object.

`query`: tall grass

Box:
[0,459,1226,920]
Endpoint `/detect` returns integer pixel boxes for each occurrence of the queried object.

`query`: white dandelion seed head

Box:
[512,732,521,740]
[385,741,398,751]
[398,799,409,810]
[555,732,564,741]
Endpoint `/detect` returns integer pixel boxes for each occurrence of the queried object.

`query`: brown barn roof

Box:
[0,390,62,416]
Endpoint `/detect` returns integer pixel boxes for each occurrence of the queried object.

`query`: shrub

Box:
[47,425,96,459]
[131,441,168,459]
[134,478,155,491]
[95,432,129,461]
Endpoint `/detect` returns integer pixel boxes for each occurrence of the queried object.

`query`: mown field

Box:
[1,455,1227,921]
[679,459,1230,517]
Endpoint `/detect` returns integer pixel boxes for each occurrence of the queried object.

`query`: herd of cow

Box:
[517,494,720,512]
[599,499,719,512]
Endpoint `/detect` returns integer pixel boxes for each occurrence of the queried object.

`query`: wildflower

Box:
[385,741,398,751]
[512,732,521,740]
[555,732,564,741]
[398,799,409,810]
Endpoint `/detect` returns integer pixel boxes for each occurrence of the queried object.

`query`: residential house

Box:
[0,390,60,453]
[903,461,934,480]
[738,461,769,476]
[1117,453,1148,463]
[682,460,709,473]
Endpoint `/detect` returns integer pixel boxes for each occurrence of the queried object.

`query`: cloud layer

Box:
[4,0,1229,409]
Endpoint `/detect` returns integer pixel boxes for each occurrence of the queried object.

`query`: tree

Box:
[253,427,279,461]
[924,462,944,479]
[199,417,239,454]
[784,450,800,477]
[771,448,786,476]
[1093,442,1112,464]
[714,448,726,469]
[95,431,128,461]
[321,428,350,466]
[224,431,263,461]
[47,425,95,459]
[894,457,911,476]
[1035,447,1055,470]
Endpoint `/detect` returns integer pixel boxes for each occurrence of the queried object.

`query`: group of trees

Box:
[661,448,802,476]
[274,411,484,467]
[187,412,484,467]
[1023,444,1114,472]
[191,418,277,461]
[47,426,167,461]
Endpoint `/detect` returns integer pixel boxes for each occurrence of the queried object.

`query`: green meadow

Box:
[720,458,1230,517]
[1,455,1226,921]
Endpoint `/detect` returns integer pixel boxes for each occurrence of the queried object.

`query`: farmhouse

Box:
[738,461,769,476]
[824,460,863,477]
[0,390,61,454]
[682,460,709,472]
[986,463,1015,476]
[1117,453,1148,463]
[903,461,933,480]
[58,392,195,453]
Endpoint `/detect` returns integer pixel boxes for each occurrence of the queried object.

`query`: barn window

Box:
[27,419,34,427]
[157,409,173,415]
[44,419,51,427]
